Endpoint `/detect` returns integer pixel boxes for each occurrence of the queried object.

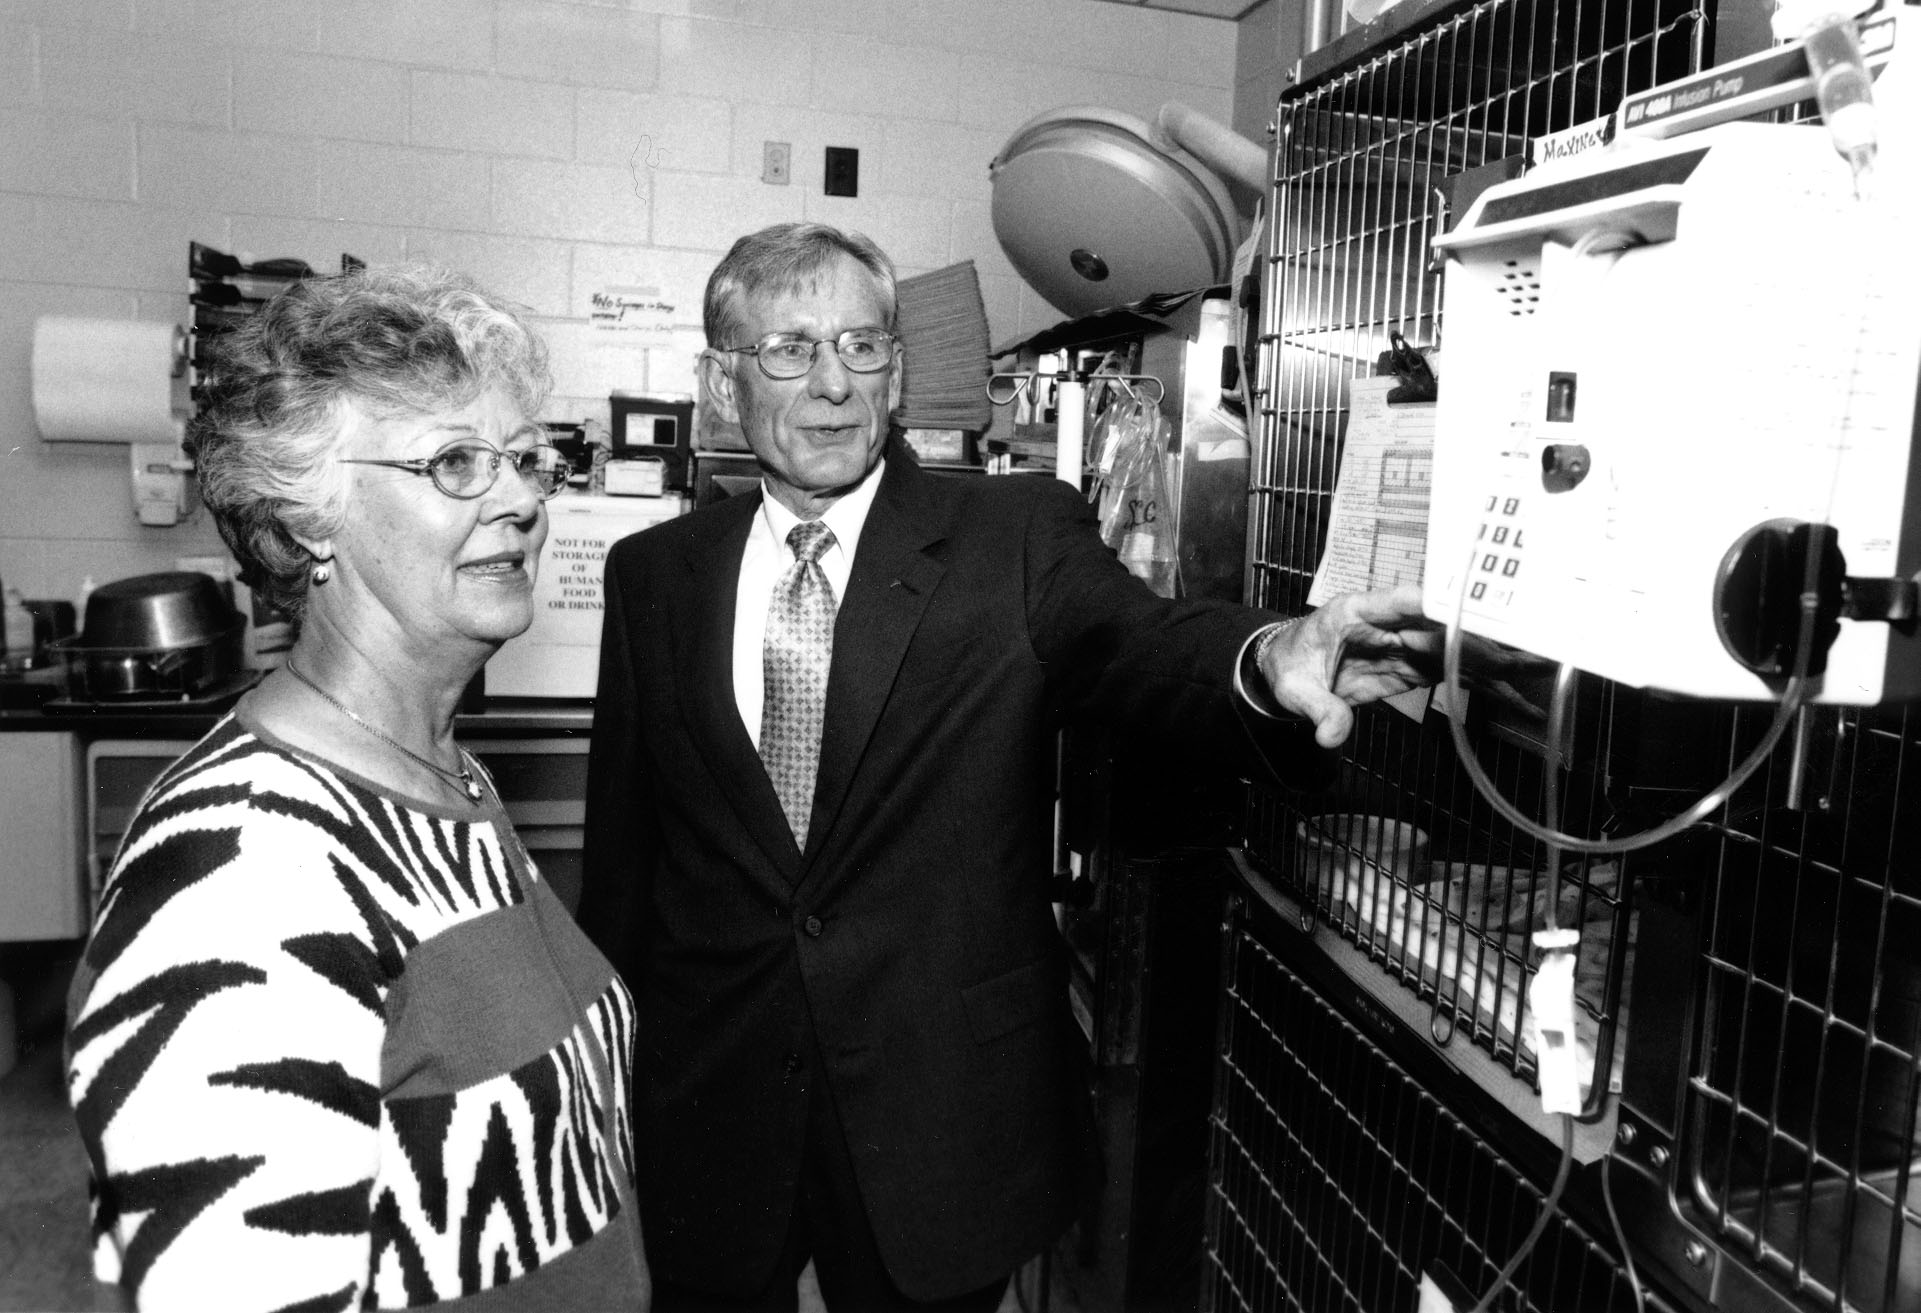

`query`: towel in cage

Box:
[1300,815,1632,1096]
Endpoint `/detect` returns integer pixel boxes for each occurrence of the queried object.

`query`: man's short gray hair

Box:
[703,223,898,349]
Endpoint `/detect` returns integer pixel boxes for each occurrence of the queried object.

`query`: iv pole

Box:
[984,367,1165,486]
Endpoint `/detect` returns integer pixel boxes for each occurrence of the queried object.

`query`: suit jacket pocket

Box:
[960,957,1052,1044]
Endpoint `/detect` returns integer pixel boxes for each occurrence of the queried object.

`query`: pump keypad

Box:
[1470,494,1526,607]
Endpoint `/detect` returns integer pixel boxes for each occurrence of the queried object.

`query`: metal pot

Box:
[53,637,240,700]
[50,571,244,700]
[75,571,238,649]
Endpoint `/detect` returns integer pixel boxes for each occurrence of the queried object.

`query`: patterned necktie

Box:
[761,520,836,847]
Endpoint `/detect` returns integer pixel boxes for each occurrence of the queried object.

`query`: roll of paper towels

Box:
[31,316,189,444]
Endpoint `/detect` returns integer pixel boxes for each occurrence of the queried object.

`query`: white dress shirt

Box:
[733,460,887,747]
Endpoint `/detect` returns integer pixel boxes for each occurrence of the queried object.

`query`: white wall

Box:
[0,0,1238,601]
[1232,0,1303,146]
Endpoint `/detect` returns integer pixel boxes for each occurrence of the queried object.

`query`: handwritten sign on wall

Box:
[591,286,677,340]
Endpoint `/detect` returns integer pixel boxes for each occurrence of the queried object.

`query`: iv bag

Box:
[1095,402,1179,598]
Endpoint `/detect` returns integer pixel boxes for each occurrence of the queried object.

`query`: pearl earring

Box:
[312,562,332,586]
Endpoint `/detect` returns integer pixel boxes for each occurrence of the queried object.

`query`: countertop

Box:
[0,687,595,739]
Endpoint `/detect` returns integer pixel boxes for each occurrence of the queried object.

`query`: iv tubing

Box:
[1466,1112,1577,1312]
[1439,533,1817,856]
[1465,659,1578,1312]
[1538,662,1577,928]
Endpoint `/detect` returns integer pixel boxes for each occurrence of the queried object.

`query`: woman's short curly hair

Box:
[189,263,551,616]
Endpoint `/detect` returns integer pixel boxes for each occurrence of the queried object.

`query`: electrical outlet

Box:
[762,141,792,186]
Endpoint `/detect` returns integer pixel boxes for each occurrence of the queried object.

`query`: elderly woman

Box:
[64,266,648,1312]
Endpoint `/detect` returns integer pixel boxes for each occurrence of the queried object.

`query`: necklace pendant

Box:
[284,660,485,807]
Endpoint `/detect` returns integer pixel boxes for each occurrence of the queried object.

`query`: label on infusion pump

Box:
[1616,10,1896,139]
[1531,116,1613,169]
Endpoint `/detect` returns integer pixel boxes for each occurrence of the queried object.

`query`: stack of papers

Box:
[895,261,992,432]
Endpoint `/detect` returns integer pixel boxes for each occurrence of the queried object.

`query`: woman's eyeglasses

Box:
[720,328,897,380]
[341,441,570,501]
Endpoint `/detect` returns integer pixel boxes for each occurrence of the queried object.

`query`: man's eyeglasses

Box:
[720,328,897,380]
[340,441,570,501]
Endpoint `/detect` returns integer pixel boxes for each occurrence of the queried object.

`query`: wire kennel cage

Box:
[1241,0,1716,1133]
[1664,702,1921,1313]
[1206,885,1678,1311]
[1216,0,1921,1308]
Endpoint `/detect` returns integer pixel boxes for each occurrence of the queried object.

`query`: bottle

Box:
[2,586,32,668]
[582,418,613,496]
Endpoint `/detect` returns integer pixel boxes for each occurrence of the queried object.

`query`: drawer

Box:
[467,738,587,913]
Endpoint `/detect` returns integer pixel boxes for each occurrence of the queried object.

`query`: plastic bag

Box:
[1091,390,1179,597]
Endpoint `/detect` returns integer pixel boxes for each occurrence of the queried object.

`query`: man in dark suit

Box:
[579,222,1439,1313]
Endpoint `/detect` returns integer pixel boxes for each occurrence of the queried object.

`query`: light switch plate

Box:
[762,141,791,185]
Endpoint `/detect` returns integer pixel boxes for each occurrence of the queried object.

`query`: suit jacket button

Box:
[803,915,824,937]
[784,1052,804,1075]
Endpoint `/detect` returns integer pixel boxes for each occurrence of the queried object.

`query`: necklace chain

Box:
[282,659,483,806]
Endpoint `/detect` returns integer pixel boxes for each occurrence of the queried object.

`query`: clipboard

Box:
[1309,371,1456,722]
[1308,374,1433,606]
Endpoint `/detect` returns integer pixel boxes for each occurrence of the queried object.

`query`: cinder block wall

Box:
[0,0,1240,598]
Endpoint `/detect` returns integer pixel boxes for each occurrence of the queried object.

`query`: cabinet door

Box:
[467,738,587,915]
[85,740,198,914]
[0,732,85,940]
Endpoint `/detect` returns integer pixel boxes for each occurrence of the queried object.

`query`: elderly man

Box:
[579,222,1439,1312]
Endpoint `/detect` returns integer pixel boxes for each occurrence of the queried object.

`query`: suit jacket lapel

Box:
[806,454,952,865]
[677,493,806,882]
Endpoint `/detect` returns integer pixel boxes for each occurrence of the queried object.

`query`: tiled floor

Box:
[795,1259,1055,1313]
[0,948,1071,1313]
[0,1041,1054,1313]
[0,948,94,1313]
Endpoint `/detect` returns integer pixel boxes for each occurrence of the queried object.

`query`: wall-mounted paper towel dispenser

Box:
[30,316,195,527]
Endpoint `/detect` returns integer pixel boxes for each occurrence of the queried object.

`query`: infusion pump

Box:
[1424,112,1921,703]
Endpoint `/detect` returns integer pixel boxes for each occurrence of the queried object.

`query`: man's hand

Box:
[1257,583,1444,748]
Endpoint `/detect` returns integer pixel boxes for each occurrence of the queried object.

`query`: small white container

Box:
[604,456,666,497]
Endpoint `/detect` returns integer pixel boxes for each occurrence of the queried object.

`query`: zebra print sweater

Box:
[65,713,647,1311]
